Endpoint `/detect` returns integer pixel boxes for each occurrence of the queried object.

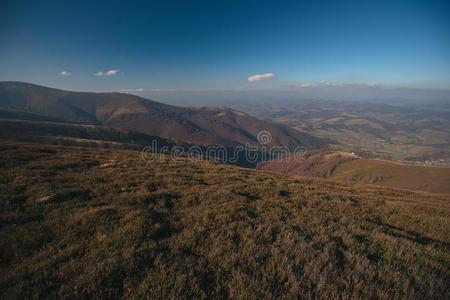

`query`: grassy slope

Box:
[1,142,449,298]
[331,159,450,194]
[257,150,357,178]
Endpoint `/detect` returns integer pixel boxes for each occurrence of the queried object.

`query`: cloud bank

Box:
[248,72,275,82]
[94,69,120,77]
[297,81,377,88]
[118,88,144,92]
[151,88,177,92]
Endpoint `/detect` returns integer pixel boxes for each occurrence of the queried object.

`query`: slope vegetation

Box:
[330,159,450,194]
[258,150,450,194]
[0,118,174,150]
[257,150,358,177]
[1,142,449,298]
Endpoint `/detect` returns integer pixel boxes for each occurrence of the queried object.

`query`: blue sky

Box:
[1,0,449,93]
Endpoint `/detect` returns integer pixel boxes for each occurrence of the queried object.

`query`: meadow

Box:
[1,142,449,298]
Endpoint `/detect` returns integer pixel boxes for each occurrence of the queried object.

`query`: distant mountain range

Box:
[0,82,323,149]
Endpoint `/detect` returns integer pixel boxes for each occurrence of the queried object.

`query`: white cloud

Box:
[60,70,71,76]
[94,69,120,77]
[299,81,332,88]
[106,69,120,76]
[248,72,275,82]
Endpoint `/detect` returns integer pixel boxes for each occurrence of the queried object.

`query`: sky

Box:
[0,0,449,99]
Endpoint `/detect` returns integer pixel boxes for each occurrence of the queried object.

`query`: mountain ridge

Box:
[0,81,323,149]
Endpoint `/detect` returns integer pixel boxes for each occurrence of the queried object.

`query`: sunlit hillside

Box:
[1,142,449,298]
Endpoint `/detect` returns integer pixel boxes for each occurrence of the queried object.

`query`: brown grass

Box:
[331,158,450,194]
[0,142,449,298]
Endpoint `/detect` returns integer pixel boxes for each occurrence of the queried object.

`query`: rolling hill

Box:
[330,158,450,194]
[258,151,450,194]
[0,118,261,168]
[0,82,322,149]
[0,117,176,151]
[257,150,359,177]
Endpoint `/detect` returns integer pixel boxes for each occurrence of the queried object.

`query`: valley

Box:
[1,82,449,194]
[224,98,450,163]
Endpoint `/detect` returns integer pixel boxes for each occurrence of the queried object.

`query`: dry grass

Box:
[0,142,449,299]
[331,158,450,194]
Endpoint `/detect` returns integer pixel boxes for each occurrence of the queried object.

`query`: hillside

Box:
[0,117,177,150]
[1,142,449,298]
[330,159,450,194]
[257,150,358,177]
[0,118,260,168]
[257,150,450,194]
[0,82,322,149]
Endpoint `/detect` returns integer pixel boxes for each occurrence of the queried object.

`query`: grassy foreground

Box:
[1,142,449,298]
